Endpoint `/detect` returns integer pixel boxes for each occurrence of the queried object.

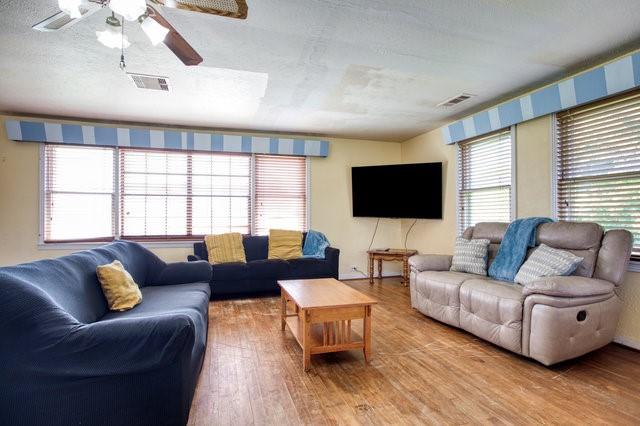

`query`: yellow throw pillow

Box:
[96,260,142,312]
[268,229,303,260]
[205,233,247,264]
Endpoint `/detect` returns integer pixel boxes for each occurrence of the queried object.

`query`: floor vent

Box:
[437,93,475,107]
[32,5,98,32]
[127,73,171,92]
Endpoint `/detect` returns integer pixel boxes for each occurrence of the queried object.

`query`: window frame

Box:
[551,93,640,272]
[456,126,517,235]
[38,144,310,249]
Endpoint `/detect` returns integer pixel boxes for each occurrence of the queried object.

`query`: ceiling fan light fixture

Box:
[109,0,147,21]
[141,17,170,46]
[96,28,131,49]
[58,0,83,19]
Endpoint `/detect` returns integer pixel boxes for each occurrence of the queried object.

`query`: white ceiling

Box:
[1,0,640,142]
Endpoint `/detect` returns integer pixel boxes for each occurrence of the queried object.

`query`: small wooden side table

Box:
[367,249,418,286]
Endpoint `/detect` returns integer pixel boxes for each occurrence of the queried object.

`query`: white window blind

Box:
[42,147,306,243]
[254,155,308,235]
[458,130,513,232]
[119,149,251,239]
[556,90,640,259]
[43,145,115,242]
[190,152,250,235]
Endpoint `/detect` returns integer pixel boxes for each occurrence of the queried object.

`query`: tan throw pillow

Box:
[204,233,247,264]
[96,260,142,311]
[268,229,303,260]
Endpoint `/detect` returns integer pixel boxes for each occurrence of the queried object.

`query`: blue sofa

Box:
[189,234,340,298]
[0,241,212,426]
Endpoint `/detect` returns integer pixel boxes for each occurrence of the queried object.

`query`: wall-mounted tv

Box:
[351,162,442,219]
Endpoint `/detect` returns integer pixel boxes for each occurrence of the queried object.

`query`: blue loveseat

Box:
[189,234,340,299]
[0,241,212,426]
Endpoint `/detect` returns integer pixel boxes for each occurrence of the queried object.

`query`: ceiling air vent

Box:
[437,93,476,107]
[127,73,171,92]
[32,5,98,32]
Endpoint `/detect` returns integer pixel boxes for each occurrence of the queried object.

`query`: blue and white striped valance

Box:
[4,119,329,157]
[442,51,640,144]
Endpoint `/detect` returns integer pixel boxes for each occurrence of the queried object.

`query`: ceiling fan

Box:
[37,0,248,67]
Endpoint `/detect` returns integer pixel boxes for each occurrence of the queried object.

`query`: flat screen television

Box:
[352,162,442,219]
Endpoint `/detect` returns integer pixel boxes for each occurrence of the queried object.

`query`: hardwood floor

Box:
[189,278,640,425]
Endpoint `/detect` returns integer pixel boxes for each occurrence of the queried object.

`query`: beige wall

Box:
[0,115,402,279]
[400,116,640,349]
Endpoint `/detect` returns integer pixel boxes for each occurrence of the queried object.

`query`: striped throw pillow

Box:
[514,244,583,285]
[450,237,491,275]
[205,233,247,264]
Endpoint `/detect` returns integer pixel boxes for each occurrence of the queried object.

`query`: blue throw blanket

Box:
[303,230,330,259]
[488,217,553,281]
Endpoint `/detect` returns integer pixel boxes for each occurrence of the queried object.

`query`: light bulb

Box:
[109,0,147,22]
[58,0,83,18]
[141,18,170,46]
[96,29,131,50]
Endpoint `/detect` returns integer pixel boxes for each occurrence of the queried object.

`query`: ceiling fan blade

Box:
[151,0,248,19]
[148,7,203,66]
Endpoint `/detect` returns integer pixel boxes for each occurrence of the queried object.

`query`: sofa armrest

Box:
[324,247,340,279]
[523,276,615,298]
[408,254,452,272]
[50,315,195,377]
[150,260,212,286]
[187,254,202,262]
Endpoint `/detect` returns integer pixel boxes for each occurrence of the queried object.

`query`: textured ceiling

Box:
[1,0,640,141]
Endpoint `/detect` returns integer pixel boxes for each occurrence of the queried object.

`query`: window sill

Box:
[38,240,198,251]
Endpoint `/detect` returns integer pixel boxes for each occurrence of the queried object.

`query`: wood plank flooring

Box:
[188,278,640,425]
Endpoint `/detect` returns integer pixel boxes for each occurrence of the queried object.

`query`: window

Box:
[43,145,115,243]
[555,90,640,260]
[457,129,514,232]
[119,150,250,239]
[254,155,308,235]
[42,145,307,243]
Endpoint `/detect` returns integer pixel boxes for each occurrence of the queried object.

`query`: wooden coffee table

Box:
[278,278,378,371]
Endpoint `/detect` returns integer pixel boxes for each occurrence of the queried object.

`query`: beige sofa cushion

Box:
[459,279,525,353]
[414,271,484,327]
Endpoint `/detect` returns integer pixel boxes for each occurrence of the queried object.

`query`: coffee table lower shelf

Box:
[284,316,364,355]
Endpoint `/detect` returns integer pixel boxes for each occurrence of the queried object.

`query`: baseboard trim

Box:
[614,335,640,351]
[339,271,401,281]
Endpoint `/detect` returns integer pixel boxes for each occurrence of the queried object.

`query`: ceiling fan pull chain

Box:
[119,18,126,70]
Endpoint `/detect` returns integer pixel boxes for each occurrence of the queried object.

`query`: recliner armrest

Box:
[523,276,615,298]
[408,254,452,272]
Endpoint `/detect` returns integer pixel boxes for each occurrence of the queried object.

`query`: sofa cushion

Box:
[414,271,484,327]
[243,236,269,261]
[102,282,210,367]
[287,258,333,278]
[212,259,290,281]
[537,222,603,277]
[459,279,524,353]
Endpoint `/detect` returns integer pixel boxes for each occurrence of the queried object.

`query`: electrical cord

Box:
[367,218,381,251]
[404,219,418,251]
